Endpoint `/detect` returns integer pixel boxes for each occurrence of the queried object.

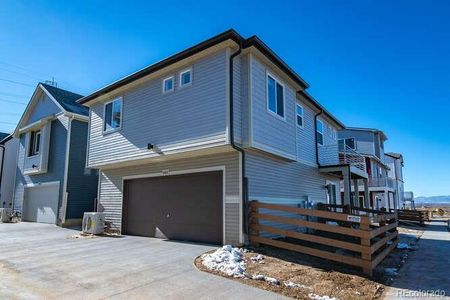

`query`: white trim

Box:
[266,72,286,121]
[102,97,123,134]
[64,112,89,122]
[85,109,92,168]
[179,67,192,88]
[61,115,73,224]
[316,119,324,146]
[296,103,304,129]
[162,75,174,94]
[18,115,54,134]
[24,180,60,188]
[121,165,227,245]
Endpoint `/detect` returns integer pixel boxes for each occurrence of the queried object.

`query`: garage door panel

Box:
[23,184,59,224]
[123,171,223,244]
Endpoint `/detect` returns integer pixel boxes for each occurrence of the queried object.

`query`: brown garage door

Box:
[122,171,223,244]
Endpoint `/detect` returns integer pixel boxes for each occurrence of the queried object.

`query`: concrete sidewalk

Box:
[383,221,450,299]
[0,222,284,300]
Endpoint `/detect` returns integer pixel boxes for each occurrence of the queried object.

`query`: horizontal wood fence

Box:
[249,201,398,277]
[398,209,429,226]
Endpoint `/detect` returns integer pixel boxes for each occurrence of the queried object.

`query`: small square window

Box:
[179,69,192,87]
[296,104,304,127]
[162,76,174,93]
[28,129,41,157]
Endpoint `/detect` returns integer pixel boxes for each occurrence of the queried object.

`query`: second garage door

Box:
[122,171,223,244]
[23,183,59,224]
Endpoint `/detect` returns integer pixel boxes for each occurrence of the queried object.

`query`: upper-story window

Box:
[338,138,356,150]
[316,119,324,145]
[267,74,284,118]
[162,76,174,93]
[104,98,122,133]
[28,129,41,157]
[179,68,192,87]
[296,104,304,128]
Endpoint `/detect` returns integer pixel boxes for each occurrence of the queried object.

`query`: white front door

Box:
[23,183,59,224]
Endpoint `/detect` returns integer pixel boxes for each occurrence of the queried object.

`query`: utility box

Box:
[82,212,106,235]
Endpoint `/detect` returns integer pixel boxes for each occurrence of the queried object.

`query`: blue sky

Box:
[0,0,449,196]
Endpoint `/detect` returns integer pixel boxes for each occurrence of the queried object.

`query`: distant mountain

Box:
[415,195,450,204]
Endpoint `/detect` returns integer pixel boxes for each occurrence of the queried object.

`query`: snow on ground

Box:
[308,293,338,300]
[201,245,247,277]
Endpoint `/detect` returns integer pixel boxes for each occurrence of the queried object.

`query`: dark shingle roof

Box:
[0,132,9,142]
[41,83,87,116]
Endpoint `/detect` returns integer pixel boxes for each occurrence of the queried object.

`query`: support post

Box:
[363,179,370,209]
[343,168,351,206]
[353,178,359,208]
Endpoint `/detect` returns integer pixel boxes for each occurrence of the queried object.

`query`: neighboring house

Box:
[0,133,19,208]
[12,83,98,226]
[78,29,370,246]
[338,127,401,210]
[384,152,405,209]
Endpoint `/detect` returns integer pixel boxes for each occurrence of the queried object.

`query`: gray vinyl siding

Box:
[246,150,331,203]
[338,130,375,156]
[14,117,68,221]
[232,54,243,144]
[65,120,98,219]
[296,99,317,165]
[87,49,229,168]
[97,151,241,244]
[250,56,297,160]
[239,54,249,146]
[0,138,19,208]
[27,93,60,125]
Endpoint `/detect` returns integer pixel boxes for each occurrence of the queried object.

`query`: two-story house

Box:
[78,29,370,246]
[384,152,404,209]
[13,83,98,226]
[338,127,401,210]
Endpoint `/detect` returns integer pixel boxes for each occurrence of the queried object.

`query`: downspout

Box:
[229,43,249,237]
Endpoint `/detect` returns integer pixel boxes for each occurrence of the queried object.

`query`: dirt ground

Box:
[195,225,424,300]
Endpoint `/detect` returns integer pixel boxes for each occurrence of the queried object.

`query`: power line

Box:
[0,66,44,81]
[0,78,35,88]
[0,60,51,79]
[0,91,29,98]
[0,98,27,105]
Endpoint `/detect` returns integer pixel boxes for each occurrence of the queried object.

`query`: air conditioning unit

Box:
[82,212,106,235]
[0,208,12,223]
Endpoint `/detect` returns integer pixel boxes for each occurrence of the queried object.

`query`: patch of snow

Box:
[397,242,410,249]
[264,276,279,285]
[201,245,246,277]
[252,274,265,281]
[283,281,312,289]
[250,254,264,262]
[309,293,338,300]
[385,268,398,276]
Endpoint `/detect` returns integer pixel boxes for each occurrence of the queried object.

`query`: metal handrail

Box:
[318,144,367,172]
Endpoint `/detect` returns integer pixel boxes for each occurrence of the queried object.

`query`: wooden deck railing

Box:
[249,201,398,277]
[398,209,429,226]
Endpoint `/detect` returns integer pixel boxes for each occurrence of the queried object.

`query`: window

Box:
[296,104,304,127]
[338,138,356,150]
[104,98,122,132]
[267,74,284,118]
[179,68,192,87]
[162,76,174,93]
[316,119,324,145]
[28,130,41,156]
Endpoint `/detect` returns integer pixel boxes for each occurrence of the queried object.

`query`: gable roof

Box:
[77,29,344,128]
[40,83,87,116]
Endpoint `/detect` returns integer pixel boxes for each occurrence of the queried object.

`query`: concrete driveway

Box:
[0,223,283,300]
